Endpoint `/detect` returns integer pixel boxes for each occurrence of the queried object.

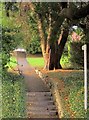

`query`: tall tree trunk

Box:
[48,28,69,70]
[58,29,69,67]
[29,3,47,64]
[49,43,61,70]
[37,16,48,70]
[36,14,51,70]
[29,3,69,70]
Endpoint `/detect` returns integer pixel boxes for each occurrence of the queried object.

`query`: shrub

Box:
[26,39,42,54]
[68,42,84,68]
[2,27,17,71]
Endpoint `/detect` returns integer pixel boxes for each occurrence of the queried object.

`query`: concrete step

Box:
[26,92,58,118]
[27,95,53,101]
[27,111,58,118]
[26,98,54,102]
[27,110,58,115]
[26,92,52,97]
[27,101,54,106]
[27,106,58,112]
[27,114,59,119]
[27,106,57,111]
[27,103,56,108]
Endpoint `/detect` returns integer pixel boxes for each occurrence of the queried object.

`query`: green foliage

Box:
[60,54,71,69]
[2,27,15,70]
[2,72,26,118]
[26,39,41,54]
[66,26,85,68]
[62,72,86,118]
[60,42,71,68]
[47,71,88,118]
[2,27,20,71]
[27,57,44,68]
[68,42,84,68]
[4,2,18,17]
[7,56,17,70]
[2,26,26,118]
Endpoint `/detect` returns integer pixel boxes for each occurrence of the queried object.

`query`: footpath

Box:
[16,52,59,119]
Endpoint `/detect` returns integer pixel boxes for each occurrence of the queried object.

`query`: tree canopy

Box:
[3,2,89,70]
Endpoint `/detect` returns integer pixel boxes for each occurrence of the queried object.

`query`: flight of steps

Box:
[26,92,59,119]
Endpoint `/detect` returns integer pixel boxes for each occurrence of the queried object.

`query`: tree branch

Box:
[73,3,89,19]
[60,3,89,20]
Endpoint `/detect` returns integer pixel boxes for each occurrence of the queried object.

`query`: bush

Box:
[2,27,19,71]
[26,39,42,54]
[2,72,26,118]
[68,42,84,67]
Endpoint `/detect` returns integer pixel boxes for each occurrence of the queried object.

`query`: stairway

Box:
[26,92,59,119]
[16,53,59,119]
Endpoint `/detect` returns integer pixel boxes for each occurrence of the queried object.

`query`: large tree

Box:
[4,2,89,70]
[28,2,89,70]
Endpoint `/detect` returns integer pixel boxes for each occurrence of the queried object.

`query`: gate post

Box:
[82,44,87,110]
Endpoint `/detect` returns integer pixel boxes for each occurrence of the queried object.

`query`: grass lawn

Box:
[27,54,82,70]
[45,70,89,118]
[6,55,89,118]
[27,57,44,69]
[27,55,70,69]
[27,55,69,69]
[2,72,26,118]
[7,56,17,70]
[8,56,44,69]
[9,54,80,70]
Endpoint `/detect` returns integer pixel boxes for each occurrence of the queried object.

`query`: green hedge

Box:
[68,42,84,68]
[2,73,26,118]
[26,39,42,54]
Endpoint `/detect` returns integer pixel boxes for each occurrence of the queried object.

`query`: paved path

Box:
[16,52,59,119]
[17,57,49,92]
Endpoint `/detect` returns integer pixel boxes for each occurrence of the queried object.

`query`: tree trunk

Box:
[58,28,69,66]
[37,21,69,70]
[44,29,69,70]
[49,45,62,70]
[29,3,69,70]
